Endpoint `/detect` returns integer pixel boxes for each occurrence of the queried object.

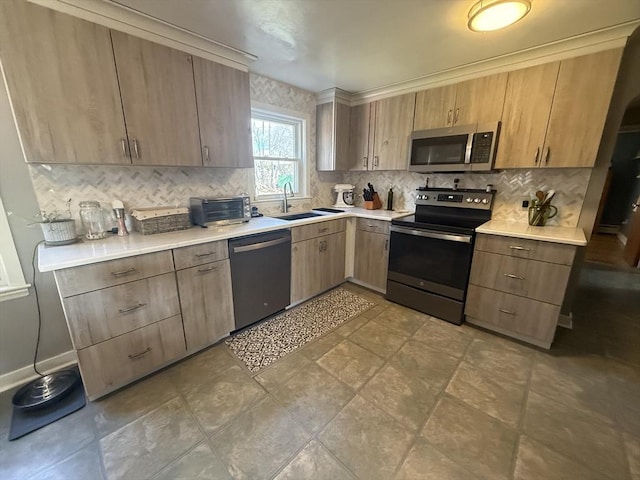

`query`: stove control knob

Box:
[466,197,473,203]
[473,198,481,203]
[423,195,429,200]
[481,198,489,204]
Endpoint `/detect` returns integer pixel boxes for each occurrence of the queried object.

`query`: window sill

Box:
[0,284,31,302]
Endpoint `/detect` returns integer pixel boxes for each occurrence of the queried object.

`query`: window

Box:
[251,105,307,199]
[0,194,29,302]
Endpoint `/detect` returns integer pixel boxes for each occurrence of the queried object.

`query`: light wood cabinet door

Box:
[77,315,186,399]
[63,272,180,349]
[542,49,622,168]
[453,73,508,126]
[348,103,372,170]
[291,237,323,304]
[177,259,234,352]
[494,62,559,169]
[0,0,128,164]
[193,58,253,168]
[291,232,346,303]
[373,93,416,170]
[354,230,389,291]
[111,31,202,166]
[414,85,457,130]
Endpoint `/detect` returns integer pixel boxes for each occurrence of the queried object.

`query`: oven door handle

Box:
[390,225,472,243]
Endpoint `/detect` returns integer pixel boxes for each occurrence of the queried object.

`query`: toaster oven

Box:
[189,195,251,227]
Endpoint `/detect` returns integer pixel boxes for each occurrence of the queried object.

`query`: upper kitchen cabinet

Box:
[347,103,373,171]
[413,73,507,130]
[317,99,351,170]
[0,0,129,164]
[110,31,202,166]
[372,93,416,170]
[192,58,253,167]
[494,62,560,169]
[495,49,622,169]
[542,48,623,168]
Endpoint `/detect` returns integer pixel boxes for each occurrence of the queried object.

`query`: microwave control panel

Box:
[470,131,495,164]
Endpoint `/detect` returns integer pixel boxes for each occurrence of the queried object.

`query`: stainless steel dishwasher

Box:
[229,229,292,330]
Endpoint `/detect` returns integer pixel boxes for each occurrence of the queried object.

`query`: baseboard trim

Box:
[0,350,77,393]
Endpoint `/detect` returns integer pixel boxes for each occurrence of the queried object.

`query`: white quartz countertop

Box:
[38,208,413,272]
[476,220,587,246]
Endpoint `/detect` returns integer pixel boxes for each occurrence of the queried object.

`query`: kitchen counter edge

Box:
[476,220,587,246]
[38,208,412,272]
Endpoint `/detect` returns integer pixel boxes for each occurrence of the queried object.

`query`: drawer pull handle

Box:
[498,308,516,315]
[128,347,151,360]
[508,245,530,251]
[195,252,216,257]
[366,224,378,229]
[110,268,136,277]
[318,227,328,233]
[503,273,524,280]
[197,265,218,273]
[118,303,147,314]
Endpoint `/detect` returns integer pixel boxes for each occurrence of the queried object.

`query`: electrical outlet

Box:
[521,198,530,209]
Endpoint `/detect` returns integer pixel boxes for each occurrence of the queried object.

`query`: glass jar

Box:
[79,201,108,240]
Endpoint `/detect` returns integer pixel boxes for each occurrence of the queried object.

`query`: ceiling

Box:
[112,0,640,94]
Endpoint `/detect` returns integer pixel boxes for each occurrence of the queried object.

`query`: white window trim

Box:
[250,101,310,202]
[0,194,30,302]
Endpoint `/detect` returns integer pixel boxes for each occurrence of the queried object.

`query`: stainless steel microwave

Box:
[189,195,251,227]
[408,121,500,173]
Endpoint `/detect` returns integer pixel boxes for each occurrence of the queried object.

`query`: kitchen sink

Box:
[277,212,325,221]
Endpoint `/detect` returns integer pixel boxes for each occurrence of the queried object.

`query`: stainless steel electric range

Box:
[386,188,495,325]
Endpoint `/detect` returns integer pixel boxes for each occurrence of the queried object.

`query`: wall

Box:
[0,78,73,377]
[342,168,591,228]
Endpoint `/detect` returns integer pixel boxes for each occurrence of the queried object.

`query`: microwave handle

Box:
[464,132,474,164]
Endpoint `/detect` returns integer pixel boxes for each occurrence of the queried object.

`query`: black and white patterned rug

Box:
[225,288,375,372]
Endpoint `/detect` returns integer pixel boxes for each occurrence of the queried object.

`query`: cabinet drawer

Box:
[173,240,229,270]
[356,218,390,235]
[77,315,186,399]
[465,285,559,347]
[475,234,576,265]
[55,251,175,297]
[469,251,570,305]
[63,272,180,349]
[291,219,346,243]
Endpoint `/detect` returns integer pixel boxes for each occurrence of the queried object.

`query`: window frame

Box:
[250,102,309,202]
[0,193,30,302]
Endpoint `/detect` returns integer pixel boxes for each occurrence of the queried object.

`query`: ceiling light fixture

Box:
[468,0,531,32]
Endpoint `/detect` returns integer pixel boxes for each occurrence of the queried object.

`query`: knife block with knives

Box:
[363,183,383,210]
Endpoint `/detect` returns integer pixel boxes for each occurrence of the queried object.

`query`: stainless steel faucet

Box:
[283,182,294,213]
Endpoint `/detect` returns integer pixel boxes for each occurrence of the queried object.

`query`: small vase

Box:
[39,220,78,246]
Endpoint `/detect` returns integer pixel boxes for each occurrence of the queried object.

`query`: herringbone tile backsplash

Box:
[28,73,590,228]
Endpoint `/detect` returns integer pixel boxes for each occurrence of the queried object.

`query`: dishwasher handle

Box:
[232,236,290,254]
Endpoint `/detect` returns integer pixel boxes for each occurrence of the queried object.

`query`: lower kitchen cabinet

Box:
[176,258,235,352]
[465,233,577,348]
[77,315,186,399]
[291,231,346,304]
[354,220,390,291]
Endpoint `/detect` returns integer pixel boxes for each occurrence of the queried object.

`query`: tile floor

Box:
[1,262,639,480]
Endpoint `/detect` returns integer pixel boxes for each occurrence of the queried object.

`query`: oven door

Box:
[408,124,475,173]
[387,225,474,300]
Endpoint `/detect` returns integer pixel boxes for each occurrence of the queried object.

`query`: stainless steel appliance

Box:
[190,195,251,227]
[408,122,500,173]
[229,230,292,330]
[386,188,495,324]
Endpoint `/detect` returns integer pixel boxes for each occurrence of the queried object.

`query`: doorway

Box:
[589,104,640,268]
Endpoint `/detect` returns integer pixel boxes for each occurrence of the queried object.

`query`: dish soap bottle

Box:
[387,188,394,211]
